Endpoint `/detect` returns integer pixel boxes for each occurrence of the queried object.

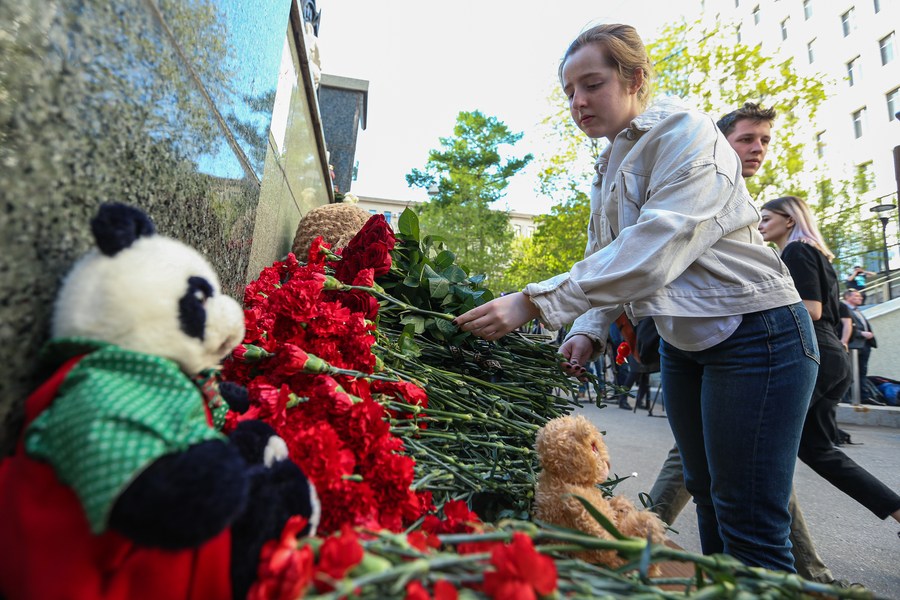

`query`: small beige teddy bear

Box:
[534,414,667,569]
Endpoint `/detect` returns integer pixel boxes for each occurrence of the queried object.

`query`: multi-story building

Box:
[354,195,536,237]
[707,0,900,250]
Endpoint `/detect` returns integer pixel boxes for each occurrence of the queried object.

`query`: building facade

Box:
[355,196,536,237]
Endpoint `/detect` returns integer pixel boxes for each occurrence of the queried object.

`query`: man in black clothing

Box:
[842,288,882,405]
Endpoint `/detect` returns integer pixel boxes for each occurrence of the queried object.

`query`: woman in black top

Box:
[759,196,900,524]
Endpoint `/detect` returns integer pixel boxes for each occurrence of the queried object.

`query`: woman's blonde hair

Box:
[559,24,654,108]
[761,195,835,261]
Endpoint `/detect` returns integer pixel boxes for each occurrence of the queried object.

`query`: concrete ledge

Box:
[836,402,900,428]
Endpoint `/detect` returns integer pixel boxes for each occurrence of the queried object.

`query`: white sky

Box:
[316,0,700,215]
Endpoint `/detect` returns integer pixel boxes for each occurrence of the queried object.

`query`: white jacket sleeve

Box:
[525,115,742,332]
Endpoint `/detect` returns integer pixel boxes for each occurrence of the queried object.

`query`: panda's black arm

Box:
[108,440,253,549]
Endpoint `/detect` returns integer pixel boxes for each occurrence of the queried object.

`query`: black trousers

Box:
[797,339,900,519]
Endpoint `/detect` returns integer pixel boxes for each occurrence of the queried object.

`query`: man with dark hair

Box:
[648,102,843,585]
[843,288,883,405]
[716,102,776,178]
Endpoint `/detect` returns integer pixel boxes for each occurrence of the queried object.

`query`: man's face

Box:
[845,290,864,307]
[726,119,772,178]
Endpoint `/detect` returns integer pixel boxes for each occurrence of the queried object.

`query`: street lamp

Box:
[870,203,896,300]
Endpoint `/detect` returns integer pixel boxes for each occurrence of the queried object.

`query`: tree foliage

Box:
[647,17,882,267]
[406,111,532,290]
[504,190,591,291]
[646,18,825,201]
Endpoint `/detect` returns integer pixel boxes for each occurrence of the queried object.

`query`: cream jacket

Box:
[524,97,800,350]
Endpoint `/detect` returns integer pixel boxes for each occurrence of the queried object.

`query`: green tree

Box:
[647,17,884,266]
[503,87,600,290]
[647,18,825,200]
[815,176,884,278]
[406,111,532,289]
[504,190,591,290]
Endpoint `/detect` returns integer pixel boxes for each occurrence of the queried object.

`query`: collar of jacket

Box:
[594,96,693,177]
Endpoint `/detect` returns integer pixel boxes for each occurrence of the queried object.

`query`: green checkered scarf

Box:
[26,338,225,533]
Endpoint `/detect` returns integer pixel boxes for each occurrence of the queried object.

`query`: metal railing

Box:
[859,270,900,305]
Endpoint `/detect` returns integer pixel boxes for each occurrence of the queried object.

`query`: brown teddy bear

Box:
[534,414,666,569]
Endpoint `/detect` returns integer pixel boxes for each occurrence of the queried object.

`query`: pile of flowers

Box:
[223,211,865,599]
[222,216,431,534]
[247,502,559,600]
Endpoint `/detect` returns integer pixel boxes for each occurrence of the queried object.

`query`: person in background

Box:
[608,321,634,409]
[647,102,837,584]
[455,24,818,572]
[759,196,900,531]
[842,288,883,406]
[845,266,875,303]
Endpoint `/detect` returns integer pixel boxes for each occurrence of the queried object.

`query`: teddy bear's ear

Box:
[90,202,157,256]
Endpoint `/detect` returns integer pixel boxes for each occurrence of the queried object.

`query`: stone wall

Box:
[0,0,331,454]
[862,299,900,381]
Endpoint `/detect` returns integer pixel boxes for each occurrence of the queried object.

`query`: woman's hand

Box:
[453,292,540,341]
[559,334,594,378]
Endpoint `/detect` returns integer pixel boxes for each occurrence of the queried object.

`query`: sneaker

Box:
[828,579,867,590]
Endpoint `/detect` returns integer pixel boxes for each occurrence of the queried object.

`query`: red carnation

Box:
[482,533,557,600]
[405,580,458,600]
[248,516,314,600]
[314,526,365,592]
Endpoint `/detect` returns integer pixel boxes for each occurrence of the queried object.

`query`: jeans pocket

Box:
[787,303,820,364]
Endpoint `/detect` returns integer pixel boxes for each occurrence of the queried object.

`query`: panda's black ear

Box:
[91,202,157,256]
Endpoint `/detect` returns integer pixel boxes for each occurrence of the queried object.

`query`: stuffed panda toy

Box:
[0,203,319,600]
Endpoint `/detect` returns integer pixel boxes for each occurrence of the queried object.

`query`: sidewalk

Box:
[575,400,900,598]
[836,402,900,428]
[641,373,900,428]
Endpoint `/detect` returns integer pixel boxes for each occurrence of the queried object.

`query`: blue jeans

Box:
[660,303,818,572]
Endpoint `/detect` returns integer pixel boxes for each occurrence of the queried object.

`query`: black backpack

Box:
[635,318,661,370]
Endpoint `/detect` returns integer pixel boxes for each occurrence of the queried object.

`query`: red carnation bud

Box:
[616,342,631,357]
[277,345,333,376]
[322,275,347,291]
[234,344,275,362]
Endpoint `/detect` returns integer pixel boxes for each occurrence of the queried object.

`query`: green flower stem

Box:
[405,440,483,488]
[409,471,456,490]
[312,553,489,600]
[326,277,455,321]
[383,402,473,422]
[402,429,532,454]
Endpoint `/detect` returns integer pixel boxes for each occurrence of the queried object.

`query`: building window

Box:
[816,131,826,158]
[514,224,522,236]
[368,209,377,215]
[780,17,790,40]
[803,0,813,20]
[888,87,899,121]
[847,56,862,86]
[874,0,881,13]
[852,107,867,138]
[752,5,760,25]
[383,210,391,225]
[807,39,816,63]
[880,32,895,65]
[841,8,855,37]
